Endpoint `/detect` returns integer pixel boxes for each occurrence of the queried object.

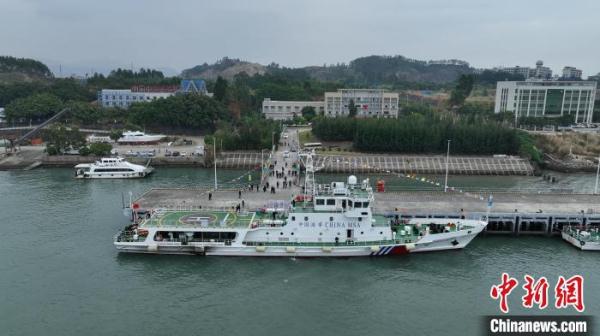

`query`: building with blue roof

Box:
[180,79,208,94]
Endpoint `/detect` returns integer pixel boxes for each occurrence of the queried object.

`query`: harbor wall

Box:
[313,154,534,176]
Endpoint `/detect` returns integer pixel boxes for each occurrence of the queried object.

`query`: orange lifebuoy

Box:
[138,229,149,236]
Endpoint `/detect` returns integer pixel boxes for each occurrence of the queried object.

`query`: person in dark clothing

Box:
[208,192,212,201]
[238,189,242,199]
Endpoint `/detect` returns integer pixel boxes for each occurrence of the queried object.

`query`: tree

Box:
[88,143,113,156]
[4,93,63,123]
[449,74,475,107]
[109,129,123,142]
[43,125,86,154]
[348,99,357,118]
[213,76,228,102]
[301,106,316,121]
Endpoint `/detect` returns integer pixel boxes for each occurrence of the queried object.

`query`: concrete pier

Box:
[134,188,600,236]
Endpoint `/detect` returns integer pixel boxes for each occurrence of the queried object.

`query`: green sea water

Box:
[0,168,598,336]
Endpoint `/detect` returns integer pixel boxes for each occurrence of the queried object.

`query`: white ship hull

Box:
[114,222,486,257]
[75,157,154,179]
[561,231,600,251]
[75,168,153,179]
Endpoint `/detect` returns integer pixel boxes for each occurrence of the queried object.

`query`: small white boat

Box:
[117,131,165,144]
[562,226,600,251]
[75,157,154,179]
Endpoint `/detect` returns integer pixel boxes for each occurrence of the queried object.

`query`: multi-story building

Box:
[493,60,553,80]
[562,67,583,80]
[324,89,399,118]
[494,81,597,123]
[98,79,209,108]
[98,89,174,108]
[262,98,324,120]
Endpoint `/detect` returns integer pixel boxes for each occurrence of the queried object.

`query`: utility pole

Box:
[213,140,218,190]
[595,154,600,194]
[444,140,451,193]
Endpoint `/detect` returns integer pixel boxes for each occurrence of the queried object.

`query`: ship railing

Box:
[243,239,399,247]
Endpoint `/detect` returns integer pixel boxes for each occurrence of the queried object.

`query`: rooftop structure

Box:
[180,79,208,94]
[494,81,597,123]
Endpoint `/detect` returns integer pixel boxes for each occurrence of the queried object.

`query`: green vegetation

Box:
[212,117,281,150]
[449,74,474,106]
[79,143,113,156]
[0,56,53,78]
[87,68,178,89]
[312,115,519,155]
[213,76,228,102]
[301,106,316,121]
[128,94,229,131]
[43,125,86,155]
[5,93,63,122]
[517,132,543,164]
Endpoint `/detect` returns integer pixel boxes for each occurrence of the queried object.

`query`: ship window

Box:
[348,200,353,207]
[355,202,362,208]
[266,232,269,235]
[304,216,308,221]
[379,232,383,235]
[291,232,294,235]
[358,218,362,222]
[364,202,369,208]
[329,217,334,221]
[360,231,364,235]
[316,199,325,205]
[291,216,295,221]
[280,232,283,235]
[326,199,335,205]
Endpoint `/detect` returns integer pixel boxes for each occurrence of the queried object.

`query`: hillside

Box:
[181,57,266,81]
[181,55,475,85]
[0,56,53,83]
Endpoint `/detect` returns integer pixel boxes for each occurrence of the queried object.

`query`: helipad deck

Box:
[140,210,256,229]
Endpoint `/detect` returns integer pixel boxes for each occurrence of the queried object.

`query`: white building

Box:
[98,89,174,108]
[494,60,553,80]
[494,81,597,123]
[98,80,209,109]
[562,66,583,80]
[324,89,399,118]
[262,98,324,120]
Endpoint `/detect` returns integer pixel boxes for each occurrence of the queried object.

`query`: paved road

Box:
[141,128,305,210]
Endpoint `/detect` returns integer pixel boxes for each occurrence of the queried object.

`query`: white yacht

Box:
[114,152,487,256]
[117,131,165,144]
[75,157,154,179]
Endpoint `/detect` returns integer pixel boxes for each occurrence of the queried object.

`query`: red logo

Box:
[522,275,549,309]
[490,273,519,313]
[491,274,584,313]
[555,275,585,312]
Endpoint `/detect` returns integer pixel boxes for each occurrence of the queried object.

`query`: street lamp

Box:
[444,139,451,193]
